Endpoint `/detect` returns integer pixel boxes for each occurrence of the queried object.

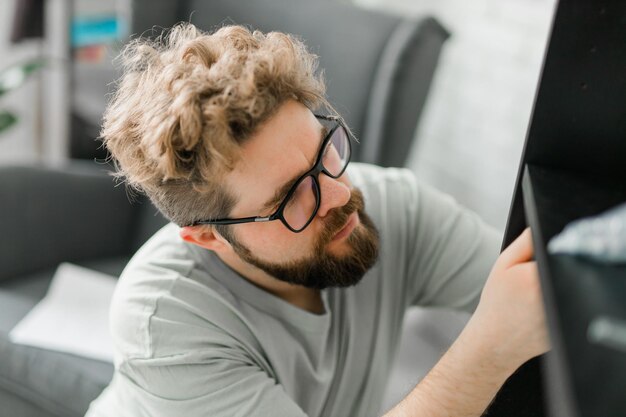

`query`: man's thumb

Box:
[497,228,534,269]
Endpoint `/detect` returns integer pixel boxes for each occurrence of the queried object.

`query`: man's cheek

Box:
[251,228,295,254]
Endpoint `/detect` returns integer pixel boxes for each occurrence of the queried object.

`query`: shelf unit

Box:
[487,1,626,416]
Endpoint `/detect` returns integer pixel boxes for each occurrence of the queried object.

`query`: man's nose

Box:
[316,174,351,218]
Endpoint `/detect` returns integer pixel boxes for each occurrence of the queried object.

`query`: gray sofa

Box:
[0,1,449,416]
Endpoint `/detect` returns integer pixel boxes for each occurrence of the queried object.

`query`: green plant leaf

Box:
[0,60,46,97]
[0,111,18,133]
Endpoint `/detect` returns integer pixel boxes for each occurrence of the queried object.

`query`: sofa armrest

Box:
[0,162,137,282]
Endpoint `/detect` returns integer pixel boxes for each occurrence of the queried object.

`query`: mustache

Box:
[319,188,365,244]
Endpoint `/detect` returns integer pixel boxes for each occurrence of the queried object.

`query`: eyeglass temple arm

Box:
[314,114,340,121]
[193,216,272,226]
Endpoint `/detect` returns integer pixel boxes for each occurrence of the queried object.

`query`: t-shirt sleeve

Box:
[88,325,309,417]
[399,170,502,313]
[109,352,308,417]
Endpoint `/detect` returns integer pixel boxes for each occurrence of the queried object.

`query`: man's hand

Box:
[383,228,550,417]
[467,227,550,371]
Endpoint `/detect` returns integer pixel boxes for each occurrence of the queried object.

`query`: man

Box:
[87,23,549,417]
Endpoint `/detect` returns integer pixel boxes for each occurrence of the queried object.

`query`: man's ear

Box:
[179,226,232,253]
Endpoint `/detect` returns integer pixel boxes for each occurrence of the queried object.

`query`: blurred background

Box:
[0,0,554,232]
[0,0,556,415]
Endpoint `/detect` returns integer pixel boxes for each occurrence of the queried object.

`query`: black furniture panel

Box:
[523,164,626,417]
[500,0,626,416]
[505,0,626,247]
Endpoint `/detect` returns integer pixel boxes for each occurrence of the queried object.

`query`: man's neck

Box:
[215,250,325,315]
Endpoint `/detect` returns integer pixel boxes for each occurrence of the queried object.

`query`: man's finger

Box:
[497,228,534,269]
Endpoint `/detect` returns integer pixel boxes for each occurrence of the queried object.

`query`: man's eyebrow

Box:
[261,123,329,211]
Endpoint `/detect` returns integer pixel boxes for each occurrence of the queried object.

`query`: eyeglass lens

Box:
[282,125,350,231]
[282,176,319,230]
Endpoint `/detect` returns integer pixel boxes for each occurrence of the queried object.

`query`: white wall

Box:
[0,0,43,164]
[355,0,556,232]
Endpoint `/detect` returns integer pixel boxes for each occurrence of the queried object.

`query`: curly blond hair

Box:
[101,23,330,227]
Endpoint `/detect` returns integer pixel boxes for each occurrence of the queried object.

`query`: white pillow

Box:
[9,263,117,362]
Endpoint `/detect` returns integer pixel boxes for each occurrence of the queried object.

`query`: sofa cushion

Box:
[0,259,128,417]
[0,256,130,302]
[0,388,59,417]
[0,337,113,417]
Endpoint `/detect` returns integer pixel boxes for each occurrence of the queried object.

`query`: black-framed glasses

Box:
[192,114,352,233]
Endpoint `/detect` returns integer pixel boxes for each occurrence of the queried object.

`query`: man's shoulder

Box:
[109,224,247,360]
[348,162,417,200]
[348,162,415,184]
[347,163,422,216]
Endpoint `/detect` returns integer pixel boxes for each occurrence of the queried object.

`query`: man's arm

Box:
[384,316,515,417]
[384,228,550,417]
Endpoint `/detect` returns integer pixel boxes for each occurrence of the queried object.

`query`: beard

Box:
[228,188,380,290]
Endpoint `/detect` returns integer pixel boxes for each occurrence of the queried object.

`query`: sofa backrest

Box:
[0,164,138,281]
[130,0,449,167]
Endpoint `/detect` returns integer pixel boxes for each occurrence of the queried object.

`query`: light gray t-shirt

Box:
[86,163,500,417]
